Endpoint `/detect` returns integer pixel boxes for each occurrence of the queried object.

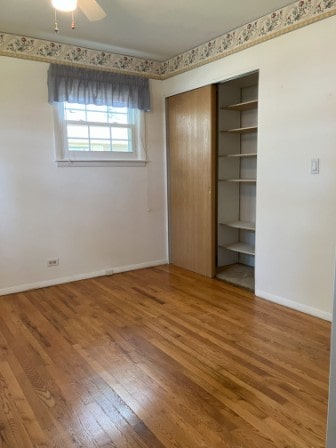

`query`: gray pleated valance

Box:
[47,64,150,111]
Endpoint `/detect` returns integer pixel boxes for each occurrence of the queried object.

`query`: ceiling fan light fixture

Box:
[52,0,78,12]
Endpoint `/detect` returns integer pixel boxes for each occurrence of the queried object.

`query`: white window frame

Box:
[53,102,147,167]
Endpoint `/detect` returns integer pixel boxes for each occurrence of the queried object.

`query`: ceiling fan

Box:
[52,0,107,23]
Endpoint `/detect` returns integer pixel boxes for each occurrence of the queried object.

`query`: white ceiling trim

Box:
[0,0,335,80]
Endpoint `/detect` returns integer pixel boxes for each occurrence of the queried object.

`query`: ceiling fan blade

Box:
[78,0,107,21]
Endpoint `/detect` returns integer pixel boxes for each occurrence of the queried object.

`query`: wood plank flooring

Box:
[0,265,331,448]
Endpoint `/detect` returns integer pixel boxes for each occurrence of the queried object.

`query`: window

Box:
[48,64,150,166]
[54,102,146,166]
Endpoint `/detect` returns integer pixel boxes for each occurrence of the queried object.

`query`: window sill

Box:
[56,159,148,167]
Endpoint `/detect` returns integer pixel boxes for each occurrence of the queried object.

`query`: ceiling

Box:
[0,0,295,61]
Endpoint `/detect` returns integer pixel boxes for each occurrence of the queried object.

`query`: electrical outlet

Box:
[47,258,59,267]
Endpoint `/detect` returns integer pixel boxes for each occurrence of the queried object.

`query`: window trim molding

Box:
[56,160,148,167]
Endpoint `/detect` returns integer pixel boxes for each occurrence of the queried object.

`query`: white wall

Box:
[162,16,336,318]
[327,262,336,447]
[0,57,168,294]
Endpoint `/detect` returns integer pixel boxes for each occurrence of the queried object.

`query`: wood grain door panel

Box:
[167,85,216,277]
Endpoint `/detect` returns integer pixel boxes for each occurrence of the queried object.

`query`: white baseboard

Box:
[0,259,168,297]
[255,289,332,322]
[111,259,168,274]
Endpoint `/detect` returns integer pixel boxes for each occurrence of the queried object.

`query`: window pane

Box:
[90,140,111,152]
[65,107,86,121]
[112,140,132,152]
[89,126,110,139]
[87,105,107,112]
[67,125,89,138]
[61,103,139,159]
[108,107,127,113]
[109,112,128,124]
[68,139,90,151]
[87,110,109,123]
[111,128,129,140]
[65,102,84,109]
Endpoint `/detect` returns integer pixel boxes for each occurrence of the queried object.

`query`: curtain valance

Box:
[47,64,150,111]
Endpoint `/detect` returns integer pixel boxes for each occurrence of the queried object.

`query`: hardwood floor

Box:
[0,265,331,448]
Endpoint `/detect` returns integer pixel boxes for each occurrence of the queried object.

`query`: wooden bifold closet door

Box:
[167,85,216,278]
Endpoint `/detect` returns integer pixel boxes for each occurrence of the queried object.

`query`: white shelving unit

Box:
[224,99,258,111]
[221,126,257,134]
[218,179,256,183]
[216,72,259,291]
[220,242,255,256]
[221,221,255,231]
[219,153,257,158]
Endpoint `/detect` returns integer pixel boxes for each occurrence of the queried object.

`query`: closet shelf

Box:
[220,242,255,256]
[219,153,257,158]
[218,178,256,183]
[220,221,255,231]
[221,126,257,134]
[222,99,258,111]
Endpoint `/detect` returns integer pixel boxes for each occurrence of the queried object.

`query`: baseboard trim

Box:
[255,289,332,322]
[0,259,169,297]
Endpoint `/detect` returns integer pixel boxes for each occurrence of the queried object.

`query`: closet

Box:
[167,72,258,290]
[216,72,259,290]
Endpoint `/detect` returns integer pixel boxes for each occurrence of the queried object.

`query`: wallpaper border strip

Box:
[0,0,335,80]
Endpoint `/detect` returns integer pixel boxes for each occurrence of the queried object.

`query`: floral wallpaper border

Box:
[159,0,336,77]
[0,0,335,80]
[0,33,163,79]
